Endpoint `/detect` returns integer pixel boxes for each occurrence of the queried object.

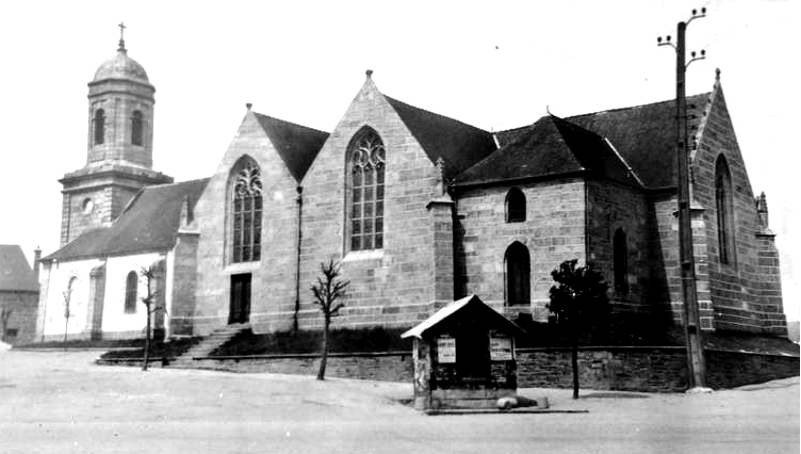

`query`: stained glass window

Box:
[349,130,385,251]
[231,160,262,263]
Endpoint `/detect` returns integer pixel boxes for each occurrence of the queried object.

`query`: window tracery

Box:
[349,130,385,251]
[231,160,262,263]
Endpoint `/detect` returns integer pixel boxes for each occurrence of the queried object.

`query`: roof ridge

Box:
[383,95,489,134]
[567,91,712,120]
[252,111,329,135]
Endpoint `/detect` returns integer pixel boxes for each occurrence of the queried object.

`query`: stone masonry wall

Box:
[163,347,798,392]
[0,290,39,344]
[691,87,786,334]
[297,78,443,330]
[191,111,301,335]
[455,179,586,321]
[651,193,715,329]
[585,178,661,314]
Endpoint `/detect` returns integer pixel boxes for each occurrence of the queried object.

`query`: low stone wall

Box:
[705,349,800,388]
[101,346,797,392]
[517,347,689,392]
[191,352,415,383]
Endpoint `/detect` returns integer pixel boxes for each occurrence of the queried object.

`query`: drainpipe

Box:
[293,185,303,333]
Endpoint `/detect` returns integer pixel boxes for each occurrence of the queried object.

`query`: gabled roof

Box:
[567,93,710,189]
[384,96,497,180]
[0,245,38,292]
[45,178,209,261]
[401,294,526,339]
[254,113,329,182]
[456,115,641,187]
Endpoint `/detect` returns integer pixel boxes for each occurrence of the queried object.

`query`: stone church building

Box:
[36,35,787,342]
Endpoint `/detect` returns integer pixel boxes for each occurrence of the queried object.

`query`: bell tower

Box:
[59,24,172,246]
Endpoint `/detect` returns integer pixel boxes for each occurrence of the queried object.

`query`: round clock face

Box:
[82,198,94,214]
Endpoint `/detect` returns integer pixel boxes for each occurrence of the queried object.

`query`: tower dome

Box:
[93,48,149,83]
[92,28,149,83]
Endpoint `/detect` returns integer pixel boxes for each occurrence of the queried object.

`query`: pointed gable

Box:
[456,115,640,187]
[568,93,710,190]
[45,179,209,261]
[254,113,329,182]
[384,96,496,180]
[0,245,38,291]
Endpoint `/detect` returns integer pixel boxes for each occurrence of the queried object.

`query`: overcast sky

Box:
[0,0,797,320]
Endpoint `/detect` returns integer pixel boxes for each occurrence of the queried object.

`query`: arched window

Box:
[124,271,138,314]
[715,155,735,264]
[94,109,106,145]
[506,188,526,223]
[348,128,386,251]
[505,242,530,306]
[131,110,143,146]
[231,158,262,263]
[613,228,629,294]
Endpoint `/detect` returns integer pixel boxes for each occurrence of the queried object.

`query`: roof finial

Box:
[366,69,374,79]
[246,103,253,111]
[118,22,127,52]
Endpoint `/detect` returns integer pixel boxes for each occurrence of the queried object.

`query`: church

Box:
[35,31,787,343]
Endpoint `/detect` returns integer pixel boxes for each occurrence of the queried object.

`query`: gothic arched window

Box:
[231,158,263,263]
[613,228,629,294]
[505,242,530,306]
[131,110,143,146]
[94,109,106,145]
[715,155,735,264]
[124,271,138,314]
[506,187,526,223]
[348,128,386,252]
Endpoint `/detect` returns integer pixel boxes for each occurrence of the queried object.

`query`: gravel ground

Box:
[0,349,798,454]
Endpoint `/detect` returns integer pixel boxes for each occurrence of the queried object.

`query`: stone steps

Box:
[170,323,249,367]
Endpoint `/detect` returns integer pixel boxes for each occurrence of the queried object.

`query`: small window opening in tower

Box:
[94,109,106,145]
[131,110,143,146]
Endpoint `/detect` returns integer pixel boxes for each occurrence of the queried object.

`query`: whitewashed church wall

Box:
[100,252,166,338]
[41,258,102,339]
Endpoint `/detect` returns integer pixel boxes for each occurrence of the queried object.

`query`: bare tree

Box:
[310,259,350,380]
[139,266,161,371]
[547,259,609,399]
[62,278,76,349]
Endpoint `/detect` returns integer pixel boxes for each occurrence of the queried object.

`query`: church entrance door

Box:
[229,273,251,324]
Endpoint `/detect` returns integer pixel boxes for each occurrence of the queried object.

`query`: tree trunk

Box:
[143,305,151,371]
[317,314,330,380]
[571,341,579,399]
[63,314,69,350]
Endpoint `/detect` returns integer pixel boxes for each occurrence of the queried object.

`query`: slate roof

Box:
[0,245,38,292]
[254,113,329,182]
[567,93,711,189]
[401,294,526,339]
[385,96,497,180]
[45,178,209,261]
[456,115,641,187]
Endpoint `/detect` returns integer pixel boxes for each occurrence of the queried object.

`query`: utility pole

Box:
[658,8,708,390]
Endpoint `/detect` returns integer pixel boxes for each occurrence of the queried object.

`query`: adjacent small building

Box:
[0,245,40,344]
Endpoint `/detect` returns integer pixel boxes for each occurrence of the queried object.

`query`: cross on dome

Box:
[118,22,127,52]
